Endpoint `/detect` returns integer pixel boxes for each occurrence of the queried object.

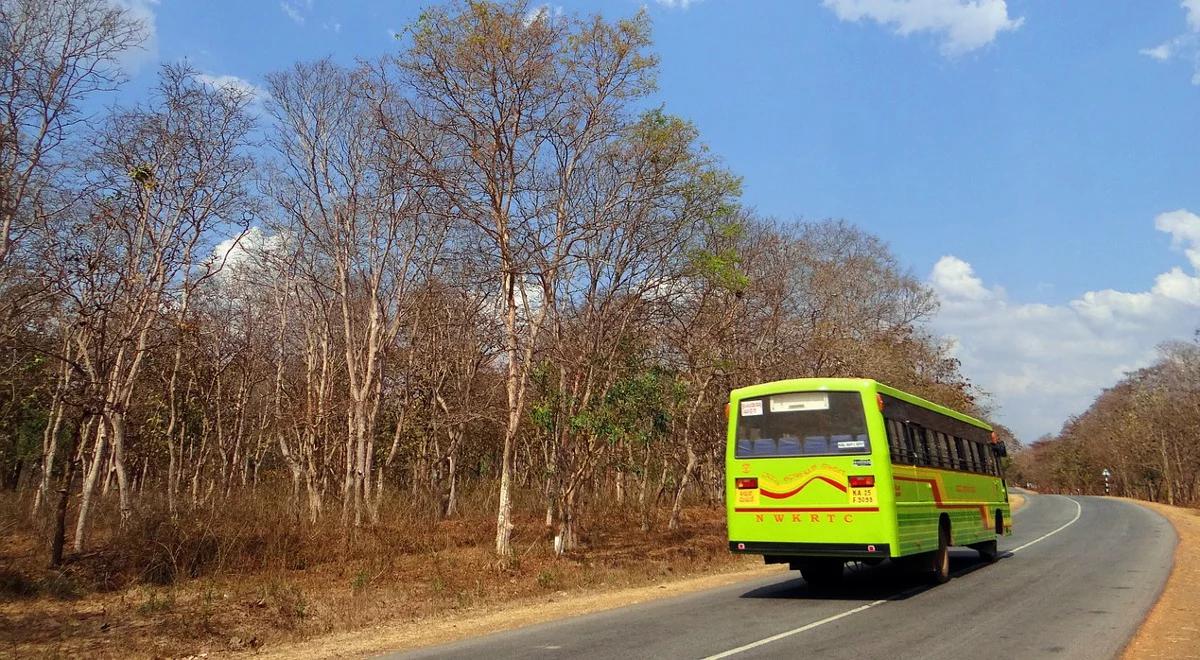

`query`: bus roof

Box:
[729,377,992,432]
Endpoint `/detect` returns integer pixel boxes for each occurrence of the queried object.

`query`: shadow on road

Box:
[739,550,1001,602]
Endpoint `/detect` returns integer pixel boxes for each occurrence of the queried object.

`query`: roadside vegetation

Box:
[1010,339,1200,507]
[0,0,989,654]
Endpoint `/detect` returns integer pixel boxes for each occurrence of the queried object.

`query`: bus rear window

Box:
[735,391,870,458]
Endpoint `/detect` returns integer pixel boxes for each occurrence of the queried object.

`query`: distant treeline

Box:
[0,0,982,567]
[1011,338,1200,506]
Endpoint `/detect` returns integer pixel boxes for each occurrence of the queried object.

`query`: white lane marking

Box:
[701,495,1084,659]
[1008,497,1082,553]
[700,600,888,660]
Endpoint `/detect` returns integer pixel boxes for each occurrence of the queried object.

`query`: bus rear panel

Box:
[726,381,896,561]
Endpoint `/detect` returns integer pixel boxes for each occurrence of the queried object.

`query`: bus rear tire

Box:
[796,558,844,588]
[929,521,951,584]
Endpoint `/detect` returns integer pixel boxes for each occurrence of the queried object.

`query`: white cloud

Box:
[211,227,291,282]
[821,0,1023,56]
[280,1,305,25]
[656,0,702,8]
[196,73,267,106]
[1155,208,1200,268]
[1142,3,1200,83]
[523,4,563,27]
[1141,42,1173,61]
[1186,0,1200,30]
[109,0,159,71]
[930,211,1200,442]
[930,256,994,301]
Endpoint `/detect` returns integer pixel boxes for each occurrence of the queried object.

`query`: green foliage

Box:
[137,589,176,615]
[351,569,369,595]
[128,163,156,189]
[536,567,560,589]
[688,241,749,293]
[527,359,680,461]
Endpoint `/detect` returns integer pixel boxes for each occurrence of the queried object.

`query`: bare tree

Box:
[0,0,146,273]
[267,58,447,527]
[38,64,255,550]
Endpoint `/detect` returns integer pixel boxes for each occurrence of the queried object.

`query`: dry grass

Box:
[0,488,751,658]
[260,562,780,659]
[1122,500,1200,659]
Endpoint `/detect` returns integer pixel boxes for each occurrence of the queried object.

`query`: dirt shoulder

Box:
[1122,499,1198,659]
[1010,493,1025,512]
[264,563,783,659]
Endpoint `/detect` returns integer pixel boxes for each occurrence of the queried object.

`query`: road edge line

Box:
[700,599,888,660]
[1008,496,1081,553]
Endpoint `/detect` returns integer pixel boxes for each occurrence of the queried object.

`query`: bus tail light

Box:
[735,477,758,490]
[849,475,875,488]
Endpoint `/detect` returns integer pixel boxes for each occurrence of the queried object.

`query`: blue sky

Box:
[112,0,1200,441]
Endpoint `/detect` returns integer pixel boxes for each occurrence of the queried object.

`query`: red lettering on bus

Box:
[844,514,854,523]
[810,514,820,522]
[792,514,802,522]
[774,514,785,522]
[827,513,836,523]
[755,514,764,523]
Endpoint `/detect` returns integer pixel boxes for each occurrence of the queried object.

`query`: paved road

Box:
[389,494,1175,660]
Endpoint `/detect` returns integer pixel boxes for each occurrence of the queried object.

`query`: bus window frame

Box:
[879,394,997,477]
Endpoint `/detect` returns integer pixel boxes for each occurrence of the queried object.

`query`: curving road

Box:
[388,493,1176,660]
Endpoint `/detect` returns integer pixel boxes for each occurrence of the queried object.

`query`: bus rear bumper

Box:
[729,541,891,559]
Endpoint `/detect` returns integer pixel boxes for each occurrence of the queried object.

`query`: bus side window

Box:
[936,432,951,469]
[910,425,930,467]
[886,419,906,464]
[944,434,958,470]
[953,437,967,471]
[927,429,941,468]
[901,423,915,465]
[979,442,992,474]
[969,441,983,473]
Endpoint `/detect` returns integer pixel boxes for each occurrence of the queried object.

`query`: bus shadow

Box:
[740,550,1000,602]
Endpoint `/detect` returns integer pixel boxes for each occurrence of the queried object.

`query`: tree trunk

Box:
[110,412,133,521]
[72,421,108,553]
[50,413,90,567]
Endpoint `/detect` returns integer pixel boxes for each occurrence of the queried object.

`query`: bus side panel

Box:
[899,468,1012,550]
[939,469,987,545]
[893,464,937,556]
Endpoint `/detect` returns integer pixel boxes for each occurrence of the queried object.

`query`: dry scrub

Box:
[1122,500,1199,660]
[0,489,754,658]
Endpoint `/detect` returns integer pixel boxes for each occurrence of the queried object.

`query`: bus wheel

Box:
[930,522,951,584]
[973,539,998,562]
[798,559,844,588]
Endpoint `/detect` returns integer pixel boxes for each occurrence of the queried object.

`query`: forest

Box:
[0,0,983,583]
[1011,338,1200,507]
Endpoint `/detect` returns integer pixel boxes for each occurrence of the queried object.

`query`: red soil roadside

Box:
[1121,499,1199,659]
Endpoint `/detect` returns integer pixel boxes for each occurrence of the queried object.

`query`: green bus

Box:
[726,378,1011,585]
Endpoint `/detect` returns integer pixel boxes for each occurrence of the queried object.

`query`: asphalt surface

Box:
[388,493,1176,660]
